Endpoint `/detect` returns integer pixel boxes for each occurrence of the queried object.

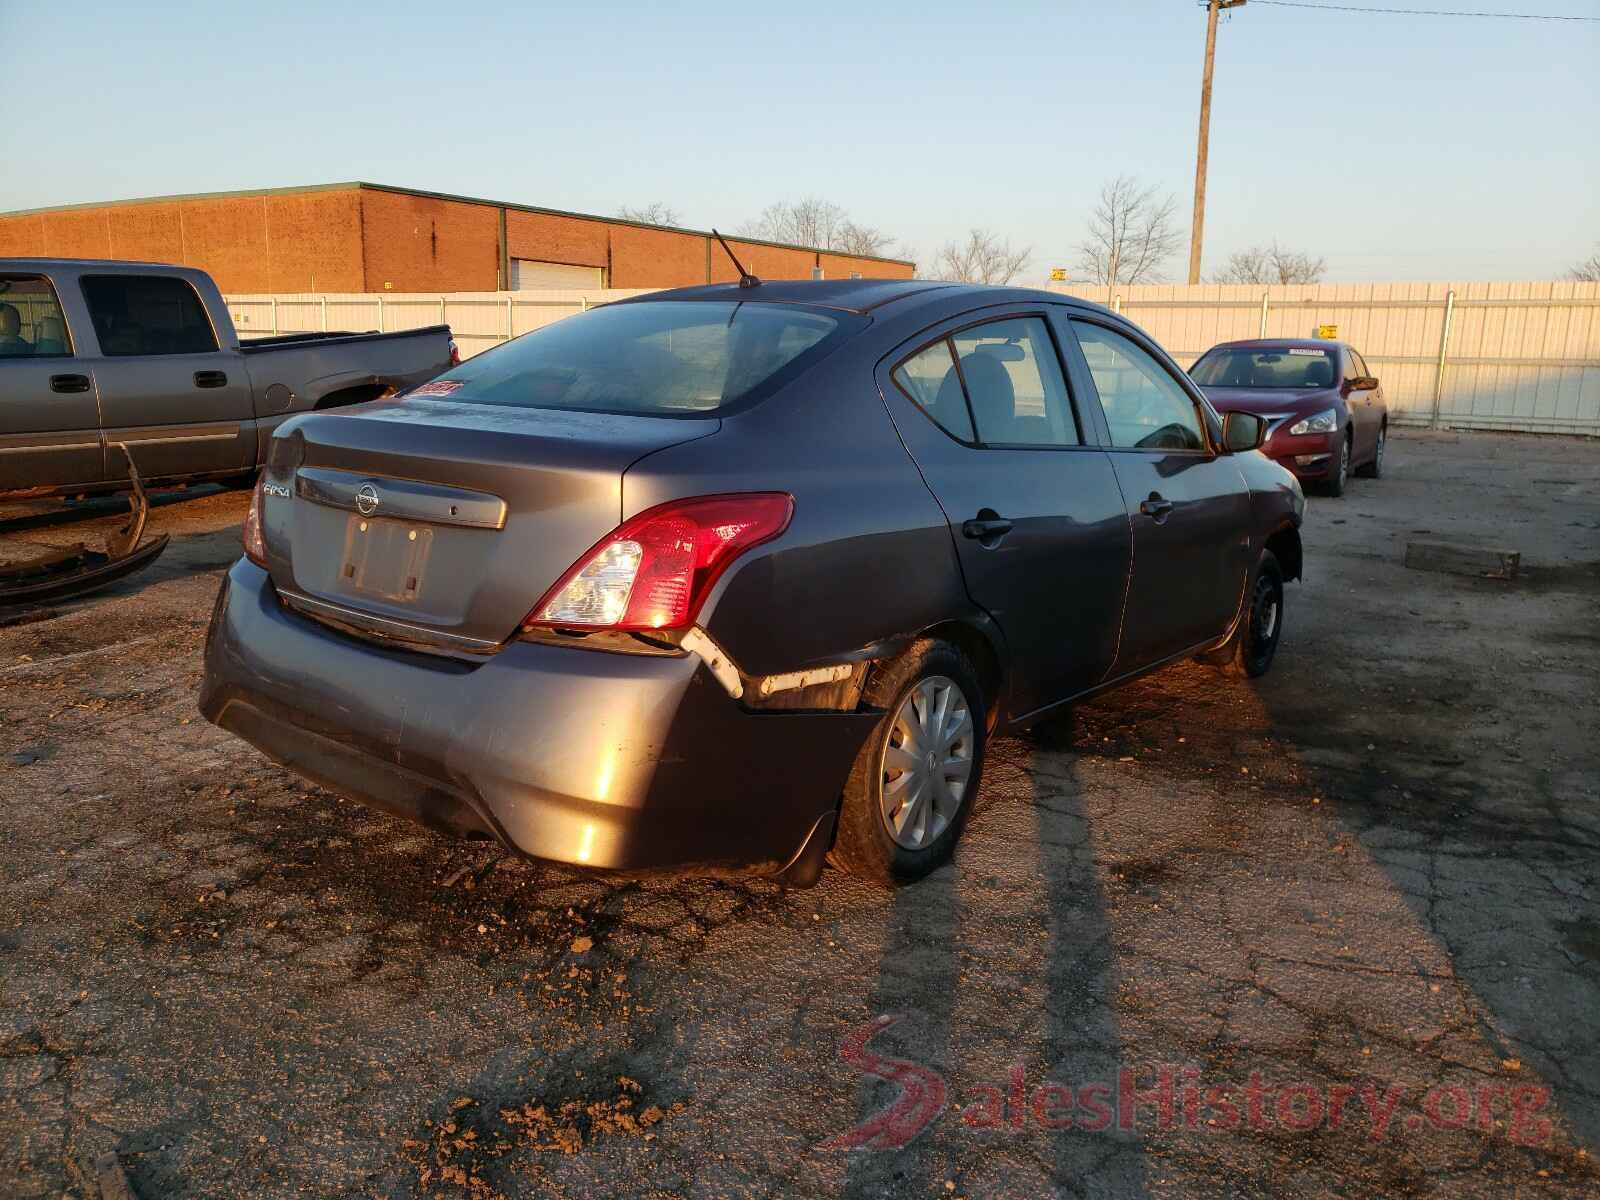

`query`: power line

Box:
[1248,1,1600,19]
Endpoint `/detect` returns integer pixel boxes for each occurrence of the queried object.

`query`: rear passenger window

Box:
[892,339,974,442]
[80,274,219,357]
[0,274,72,359]
[951,318,1078,446]
[1072,321,1206,452]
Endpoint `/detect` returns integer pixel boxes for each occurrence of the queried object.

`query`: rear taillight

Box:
[447,339,461,367]
[242,476,268,567]
[525,493,793,632]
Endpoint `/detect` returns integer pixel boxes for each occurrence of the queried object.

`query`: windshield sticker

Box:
[411,379,464,396]
[1287,349,1328,357]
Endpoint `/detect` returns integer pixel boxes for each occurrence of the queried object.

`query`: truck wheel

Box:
[1199,549,1285,679]
[829,639,986,886]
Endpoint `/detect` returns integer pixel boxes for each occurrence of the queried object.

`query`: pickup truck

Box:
[0,258,456,496]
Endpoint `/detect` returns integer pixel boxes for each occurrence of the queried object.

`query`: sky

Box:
[1,0,1596,284]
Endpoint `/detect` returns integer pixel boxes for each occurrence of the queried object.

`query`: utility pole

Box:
[1188,0,1246,285]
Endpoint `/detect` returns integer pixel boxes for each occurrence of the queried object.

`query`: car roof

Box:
[1207,337,1349,353]
[620,278,1116,317]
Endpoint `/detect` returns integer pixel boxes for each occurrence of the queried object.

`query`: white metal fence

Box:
[226,282,1600,436]
[1053,281,1600,435]
[224,290,652,361]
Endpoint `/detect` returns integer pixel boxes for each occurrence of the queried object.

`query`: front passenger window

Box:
[1072,322,1205,452]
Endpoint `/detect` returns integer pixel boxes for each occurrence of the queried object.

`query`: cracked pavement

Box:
[1,429,1596,1197]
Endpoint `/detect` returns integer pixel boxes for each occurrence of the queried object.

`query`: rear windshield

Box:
[1190,347,1338,389]
[416,300,858,415]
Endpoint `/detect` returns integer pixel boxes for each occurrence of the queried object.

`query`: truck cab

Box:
[1,259,453,496]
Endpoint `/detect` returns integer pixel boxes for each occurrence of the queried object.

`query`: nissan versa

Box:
[200,278,1305,887]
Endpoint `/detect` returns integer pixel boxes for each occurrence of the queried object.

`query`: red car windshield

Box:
[1192,347,1338,389]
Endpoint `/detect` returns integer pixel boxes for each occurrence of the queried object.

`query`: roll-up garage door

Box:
[509,259,605,290]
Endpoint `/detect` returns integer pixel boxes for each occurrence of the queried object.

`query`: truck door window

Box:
[80,275,219,357]
[0,274,73,358]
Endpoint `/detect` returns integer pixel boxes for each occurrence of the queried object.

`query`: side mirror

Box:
[1221,410,1266,453]
[1346,375,1379,392]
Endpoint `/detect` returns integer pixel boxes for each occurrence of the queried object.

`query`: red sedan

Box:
[1190,339,1388,497]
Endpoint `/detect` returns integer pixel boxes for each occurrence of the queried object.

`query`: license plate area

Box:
[339,515,434,603]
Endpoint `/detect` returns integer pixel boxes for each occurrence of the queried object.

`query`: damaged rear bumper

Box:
[199,561,879,879]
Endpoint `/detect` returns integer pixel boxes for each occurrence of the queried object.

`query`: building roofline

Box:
[0,182,918,268]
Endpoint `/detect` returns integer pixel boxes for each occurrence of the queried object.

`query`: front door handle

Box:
[962,516,1014,540]
[1139,494,1174,522]
[194,370,228,389]
[50,373,91,394]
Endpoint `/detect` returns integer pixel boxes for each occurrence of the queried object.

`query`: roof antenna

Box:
[711,228,760,289]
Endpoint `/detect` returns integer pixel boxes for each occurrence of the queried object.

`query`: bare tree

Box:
[1074,175,1185,286]
[833,220,895,258]
[739,198,901,258]
[934,229,1031,285]
[618,202,681,227]
[742,198,845,248]
[1212,241,1327,285]
[1569,249,1600,282]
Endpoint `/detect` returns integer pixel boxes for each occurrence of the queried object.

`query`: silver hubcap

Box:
[1339,440,1349,485]
[1259,596,1280,640]
[879,675,974,850]
[1376,429,1385,465]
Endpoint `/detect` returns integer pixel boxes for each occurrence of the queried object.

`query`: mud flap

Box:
[0,444,171,607]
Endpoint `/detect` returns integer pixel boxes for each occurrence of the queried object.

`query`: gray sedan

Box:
[200,279,1304,886]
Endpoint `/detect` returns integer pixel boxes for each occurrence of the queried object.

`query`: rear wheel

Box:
[1199,549,1285,679]
[1356,423,1385,478]
[1324,430,1350,497]
[830,639,986,885]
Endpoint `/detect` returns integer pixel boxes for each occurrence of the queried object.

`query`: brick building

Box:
[0,182,915,293]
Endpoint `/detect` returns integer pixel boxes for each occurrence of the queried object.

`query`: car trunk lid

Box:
[263,398,717,650]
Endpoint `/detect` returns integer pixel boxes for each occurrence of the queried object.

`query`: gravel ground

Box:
[2,429,1596,1199]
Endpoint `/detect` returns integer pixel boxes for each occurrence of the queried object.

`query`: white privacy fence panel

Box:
[1053,281,1600,435]
[226,284,1600,435]
[224,290,654,360]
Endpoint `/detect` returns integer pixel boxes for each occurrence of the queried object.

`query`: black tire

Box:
[829,638,987,886]
[1355,422,1385,479]
[1200,549,1285,679]
[1324,430,1350,497]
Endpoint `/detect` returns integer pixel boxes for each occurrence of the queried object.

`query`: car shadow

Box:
[839,732,1151,1198]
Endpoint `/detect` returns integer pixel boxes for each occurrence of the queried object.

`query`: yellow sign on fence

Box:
[1049,268,1067,282]
[1317,324,1339,339]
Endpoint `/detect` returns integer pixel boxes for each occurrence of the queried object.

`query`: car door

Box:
[79,272,255,481]
[1057,314,1253,672]
[0,272,103,490]
[876,308,1131,719]
[1347,347,1380,460]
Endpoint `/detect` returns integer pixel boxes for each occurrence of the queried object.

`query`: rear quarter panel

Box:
[620,338,973,679]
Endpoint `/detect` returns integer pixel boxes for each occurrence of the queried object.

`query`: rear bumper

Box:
[199,561,878,876]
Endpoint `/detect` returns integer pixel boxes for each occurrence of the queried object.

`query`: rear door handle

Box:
[961,516,1014,540]
[50,373,91,394]
[194,370,228,389]
[1139,494,1174,521]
